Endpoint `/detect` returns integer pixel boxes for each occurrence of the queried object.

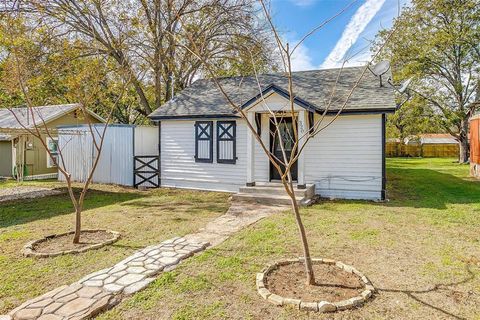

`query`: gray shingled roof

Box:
[149,66,396,119]
[0,104,80,129]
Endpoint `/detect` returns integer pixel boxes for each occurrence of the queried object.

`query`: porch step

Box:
[232,183,315,206]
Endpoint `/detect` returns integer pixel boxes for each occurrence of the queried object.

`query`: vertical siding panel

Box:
[58,125,135,186]
[134,126,159,155]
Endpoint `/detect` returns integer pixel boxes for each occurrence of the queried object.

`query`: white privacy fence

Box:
[58,124,158,187]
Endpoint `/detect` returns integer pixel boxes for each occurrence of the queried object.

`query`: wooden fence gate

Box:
[134,156,160,188]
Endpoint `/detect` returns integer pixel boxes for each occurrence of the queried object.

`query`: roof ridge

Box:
[193,65,366,83]
[2,103,80,111]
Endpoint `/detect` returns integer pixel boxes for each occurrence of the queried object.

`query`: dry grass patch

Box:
[0,183,229,314]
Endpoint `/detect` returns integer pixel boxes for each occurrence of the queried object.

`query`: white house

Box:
[149,67,396,201]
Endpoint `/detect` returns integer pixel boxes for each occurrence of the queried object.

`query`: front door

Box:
[269,117,298,181]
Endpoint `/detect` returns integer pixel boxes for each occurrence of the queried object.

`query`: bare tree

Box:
[23,0,275,117]
[2,11,131,244]
[176,0,398,285]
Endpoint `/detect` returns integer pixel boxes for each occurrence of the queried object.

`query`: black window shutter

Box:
[195,121,213,163]
[216,121,236,164]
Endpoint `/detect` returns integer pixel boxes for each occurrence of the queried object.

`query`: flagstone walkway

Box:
[1,201,288,320]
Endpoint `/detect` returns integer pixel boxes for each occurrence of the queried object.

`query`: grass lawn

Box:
[92,158,479,320]
[0,182,230,314]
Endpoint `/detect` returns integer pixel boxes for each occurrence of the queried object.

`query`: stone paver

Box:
[3,201,287,320]
[185,202,287,246]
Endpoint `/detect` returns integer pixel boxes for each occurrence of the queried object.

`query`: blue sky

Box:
[270,0,409,70]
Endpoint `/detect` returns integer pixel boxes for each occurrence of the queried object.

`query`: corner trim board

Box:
[158,121,161,186]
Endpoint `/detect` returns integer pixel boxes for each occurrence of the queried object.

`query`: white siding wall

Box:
[160,113,383,199]
[305,114,383,200]
[161,119,247,192]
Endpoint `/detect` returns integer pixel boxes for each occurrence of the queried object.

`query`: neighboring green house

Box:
[0,104,104,179]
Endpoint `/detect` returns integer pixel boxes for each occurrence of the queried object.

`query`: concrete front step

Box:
[233,183,315,206]
[239,183,315,196]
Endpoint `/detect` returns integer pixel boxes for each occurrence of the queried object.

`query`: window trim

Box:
[194,121,213,163]
[46,137,59,168]
[216,120,237,164]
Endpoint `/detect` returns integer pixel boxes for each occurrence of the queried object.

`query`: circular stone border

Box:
[22,229,121,258]
[256,258,375,313]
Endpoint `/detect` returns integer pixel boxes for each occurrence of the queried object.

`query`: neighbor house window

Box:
[194,121,213,163]
[46,137,59,168]
[217,121,236,164]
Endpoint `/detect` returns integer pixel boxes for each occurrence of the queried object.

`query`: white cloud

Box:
[343,49,373,67]
[290,42,317,71]
[321,0,386,68]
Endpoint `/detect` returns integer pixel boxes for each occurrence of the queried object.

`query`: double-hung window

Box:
[46,137,59,168]
[216,121,236,164]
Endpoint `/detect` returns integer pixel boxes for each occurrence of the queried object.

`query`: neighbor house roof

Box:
[0,134,12,141]
[0,104,105,140]
[419,134,458,144]
[149,66,396,120]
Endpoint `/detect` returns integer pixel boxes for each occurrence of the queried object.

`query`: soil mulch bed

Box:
[34,230,113,252]
[266,262,364,302]
[23,229,120,257]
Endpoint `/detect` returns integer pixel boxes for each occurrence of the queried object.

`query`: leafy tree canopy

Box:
[375,0,480,161]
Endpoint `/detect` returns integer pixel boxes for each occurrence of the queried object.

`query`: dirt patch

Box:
[23,229,120,257]
[0,186,63,202]
[34,230,113,252]
[266,262,364,302]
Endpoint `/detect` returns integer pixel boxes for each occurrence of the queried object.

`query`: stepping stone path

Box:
[2,201,288,320]
[5,237,207,320]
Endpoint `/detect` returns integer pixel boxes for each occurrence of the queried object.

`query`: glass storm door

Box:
[269,117,298,181]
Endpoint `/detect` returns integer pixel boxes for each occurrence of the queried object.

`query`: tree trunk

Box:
[459,120,470,163]
[73,207,82,244]
[285,180,316,285]
[459,137,469,163]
